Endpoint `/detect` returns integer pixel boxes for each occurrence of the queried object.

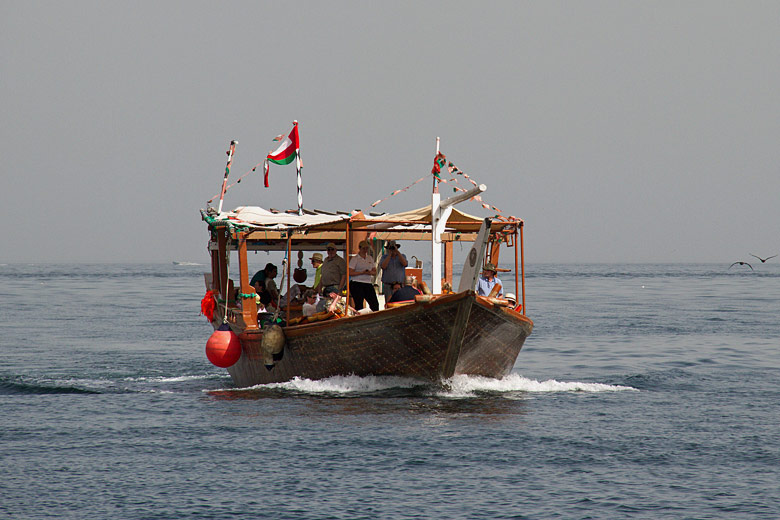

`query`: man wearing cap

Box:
[348,240,379,311]
[380,240,407,296]
[310,252,324,294]
[476,262,502,297]
[320,243,346,296]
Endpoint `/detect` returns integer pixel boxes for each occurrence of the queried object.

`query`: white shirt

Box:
[349,253,375,284]
[302,302,318,316]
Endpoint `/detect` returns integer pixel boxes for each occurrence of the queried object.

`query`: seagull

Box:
[729,261,753,271]
[750,253,777,263]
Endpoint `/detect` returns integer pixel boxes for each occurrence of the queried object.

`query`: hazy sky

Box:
[2,1,778,264]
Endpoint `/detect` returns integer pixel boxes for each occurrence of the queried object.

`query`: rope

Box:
[272,253,288,323]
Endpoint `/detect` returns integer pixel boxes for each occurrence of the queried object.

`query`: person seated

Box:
[476,262,502,298]
[302,289,318,317]
[504,292,522,312]
[280,283,306,307]
[250,263,279,307]
[387,276,423,304]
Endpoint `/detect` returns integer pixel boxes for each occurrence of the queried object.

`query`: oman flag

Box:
[266,122,299,165]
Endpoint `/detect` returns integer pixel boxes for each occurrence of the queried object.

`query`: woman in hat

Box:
[476,262,502,297]
[348,240,379,311]
[380,240,407,296]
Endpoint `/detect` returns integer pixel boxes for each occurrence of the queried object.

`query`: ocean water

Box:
[1,263,778,519]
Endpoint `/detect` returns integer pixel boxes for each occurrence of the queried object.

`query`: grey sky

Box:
[2,1,778,264]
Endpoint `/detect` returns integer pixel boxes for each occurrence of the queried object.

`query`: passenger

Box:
[320,242,346,296]
[380,240,408,296]
[302,289,318,316]
[309,252,324,293]
[476,262,502,298]
[349,240,379,312]
[387,275,422,304]
[250,263,279,307]
[504,292,522,312]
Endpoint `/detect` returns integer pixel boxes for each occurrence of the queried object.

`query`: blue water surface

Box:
[1,262,778,519]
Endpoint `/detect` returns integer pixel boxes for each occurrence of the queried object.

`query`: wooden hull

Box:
[221,291,533,387]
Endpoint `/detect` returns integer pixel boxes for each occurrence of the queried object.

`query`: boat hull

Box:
[222,291,533,387]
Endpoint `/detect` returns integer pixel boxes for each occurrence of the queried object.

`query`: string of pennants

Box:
[207,161,265,205]
[208,144,517,224]
[373,152,517,222]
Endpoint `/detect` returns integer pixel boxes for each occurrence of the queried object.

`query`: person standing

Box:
[349,240,379,311]
[476,262,502,297]
[380,240,407,296]
[320,243,346,296]
[309,252,324,293]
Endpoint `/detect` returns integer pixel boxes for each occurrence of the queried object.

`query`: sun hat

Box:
[386,240,399,249]
[326,242,337,250]
[358,240,370,249]
[505,292,517,303]
[310,253,323,262]
[483,262,497,273]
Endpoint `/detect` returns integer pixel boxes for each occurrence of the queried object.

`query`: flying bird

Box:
[729,262,753,271]
[749,253,777,263]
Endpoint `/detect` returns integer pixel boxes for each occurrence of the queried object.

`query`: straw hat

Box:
[310,252,323,262]
[483,262,497,273]
[505,292,517,303]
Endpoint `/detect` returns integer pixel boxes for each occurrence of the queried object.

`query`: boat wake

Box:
[1,373,226,395]
[440,373,636,397]
[207,373,636,398]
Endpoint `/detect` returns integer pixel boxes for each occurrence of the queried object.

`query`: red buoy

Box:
[206,324,242,368]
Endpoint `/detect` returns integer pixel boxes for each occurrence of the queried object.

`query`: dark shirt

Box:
[250,270,266,289]
[387,286,421,303]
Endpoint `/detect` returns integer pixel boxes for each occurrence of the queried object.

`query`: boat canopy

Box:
[204,204,521,240]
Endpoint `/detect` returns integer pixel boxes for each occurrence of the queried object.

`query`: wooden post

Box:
[210,244,220,293]
[286,233,292,325]
[345,222,351,310]
[520,224,526,315]
[514,229,519,307]
[237,233,258,330]
[489,238,501,266]
[444,241,453,288]
[216,228,229,299]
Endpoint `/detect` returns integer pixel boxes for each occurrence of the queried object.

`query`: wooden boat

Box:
[201,152,533,386]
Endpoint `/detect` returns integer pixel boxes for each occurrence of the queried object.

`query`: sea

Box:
[1,262,778,519]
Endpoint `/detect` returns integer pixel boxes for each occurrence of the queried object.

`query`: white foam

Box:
[440,373,637,397]
[208,373,635,397]
[128,374,219,383]
[214,374,427,394]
